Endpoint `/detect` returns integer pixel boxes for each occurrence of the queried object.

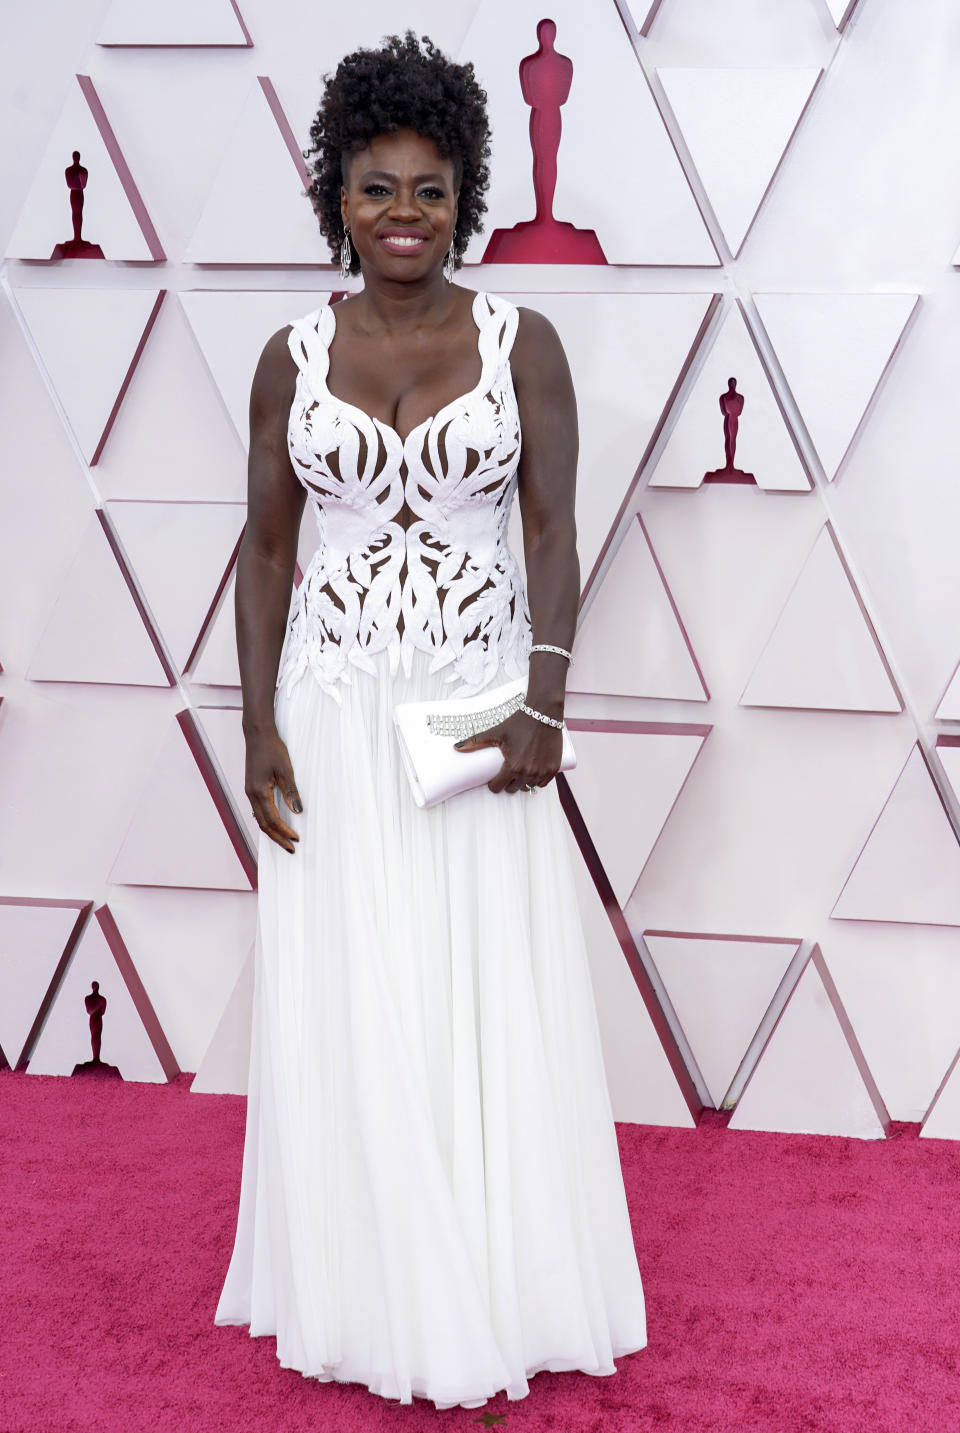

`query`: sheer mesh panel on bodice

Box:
[277,290,533,705]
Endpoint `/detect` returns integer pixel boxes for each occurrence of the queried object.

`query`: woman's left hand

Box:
[453,710,563,794]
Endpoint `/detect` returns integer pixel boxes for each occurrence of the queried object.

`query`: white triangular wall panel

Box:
[27,917,170,1081]
[740,524,902,713]
[729,950,887,1138]
[26,511,169,686]
[100,888,255,1073]
[648,303,811,492]
[566,831,694,1127]
[191,571,241,685]
[505,292,716,588]
[629,0,665,36]
[107,500,244,671]
[0,902,85,1068]
[832,745,960,926]
[921,1048,960,1139]
[98,0,250,45]
[180,291,332,447]
[754,293,919,480]
[191,944,254,1094]
[823,926,960,1122]
[5,75,163,261]
[459,0,716,265]
[184,77,326,264]
[824,0,859,28]
[936,741,960,818]
[569,515,708,701]
[14,288,163,464]
[657,68,821,256]
[109,717,251,890]
[195,705,256,849]
[645,932,800,1107]
[564,727,709,907]
[935,663,960,719]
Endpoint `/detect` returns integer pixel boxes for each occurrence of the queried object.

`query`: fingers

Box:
[281,779,303,815]
[499,774,548,795]
[489,765,556,795]
[451,723,559,795]
[453,727,502,752]
[248,779,301,854]
[455,722,559,795]
[490,754,562,793]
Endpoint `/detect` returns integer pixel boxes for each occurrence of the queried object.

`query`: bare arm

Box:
[236,326,307,850]
[453,305,580,794]
[512,304,580,721]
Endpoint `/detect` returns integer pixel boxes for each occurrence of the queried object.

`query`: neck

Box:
[350,272,459,334]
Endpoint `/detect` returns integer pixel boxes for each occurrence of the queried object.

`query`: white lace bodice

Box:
[276,289,533,705]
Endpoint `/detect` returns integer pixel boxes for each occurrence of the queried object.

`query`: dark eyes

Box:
[363,184,445,199]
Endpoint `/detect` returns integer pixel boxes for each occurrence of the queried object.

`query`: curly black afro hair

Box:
[303,31,492,276]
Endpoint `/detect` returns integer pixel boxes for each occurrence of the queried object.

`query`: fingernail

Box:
[453,740,467,749]
[293,799,303,813]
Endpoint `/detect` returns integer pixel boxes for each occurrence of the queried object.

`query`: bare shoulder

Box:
[513,303,563,351]
[510,303,572,394]
[260,323,297,374]
[251,324,298,412]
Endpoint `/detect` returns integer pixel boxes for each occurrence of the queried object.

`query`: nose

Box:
[387,185,423,220]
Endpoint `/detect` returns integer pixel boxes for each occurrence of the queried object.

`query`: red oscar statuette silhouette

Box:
[703,377,756,484]
[483,19,605,264]
[72,979,121,1078]
[51,150,105,260]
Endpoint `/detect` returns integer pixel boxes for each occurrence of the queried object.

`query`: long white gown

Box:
[214,289,647,1408]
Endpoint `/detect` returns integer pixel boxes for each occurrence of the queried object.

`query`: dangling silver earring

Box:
[339,227,353,280]
[442,244,456,283]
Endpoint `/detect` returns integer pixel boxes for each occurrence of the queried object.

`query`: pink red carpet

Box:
[2,1067,958,1432]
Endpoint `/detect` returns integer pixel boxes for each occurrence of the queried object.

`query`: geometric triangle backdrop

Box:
[740,523,903,713]
[754,292,919,481]
[832,745,960,927]
[97,0,251,46]
[657,67,821,257]
[644,930,801,1107]
[728,945,889,1138]
[4,75,164,261]
[13,287,163,464]
[569,514,709,702]
[27,906,179,1083]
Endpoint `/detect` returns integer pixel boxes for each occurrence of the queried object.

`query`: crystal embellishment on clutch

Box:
[425,692,525,739]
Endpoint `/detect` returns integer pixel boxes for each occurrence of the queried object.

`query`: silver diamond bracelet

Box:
[529,643,574,665]
[519,701,565,729]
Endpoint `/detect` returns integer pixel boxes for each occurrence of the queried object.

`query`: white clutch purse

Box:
[393,675,577,809]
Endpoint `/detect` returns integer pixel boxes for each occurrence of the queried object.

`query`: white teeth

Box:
[382,236,424,247]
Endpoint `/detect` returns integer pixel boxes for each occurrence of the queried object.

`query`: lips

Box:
[378,229,429,254]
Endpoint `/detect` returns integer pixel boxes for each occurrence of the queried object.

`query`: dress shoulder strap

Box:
[476,291,520,373]
[286,304,334,390]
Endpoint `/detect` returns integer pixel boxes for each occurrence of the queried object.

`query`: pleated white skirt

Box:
[214,645,647,1409]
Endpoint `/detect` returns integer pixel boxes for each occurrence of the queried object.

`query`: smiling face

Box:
[340,128,460,282]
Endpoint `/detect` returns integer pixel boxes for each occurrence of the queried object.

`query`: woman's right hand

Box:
[245,729,303,854]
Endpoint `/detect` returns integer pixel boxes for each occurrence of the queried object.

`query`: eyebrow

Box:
[358,170,447,183]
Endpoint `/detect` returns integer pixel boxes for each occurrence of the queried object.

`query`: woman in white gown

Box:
[214,30,647,1409]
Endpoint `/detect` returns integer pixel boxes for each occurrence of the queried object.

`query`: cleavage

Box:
[325,311,483,450]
